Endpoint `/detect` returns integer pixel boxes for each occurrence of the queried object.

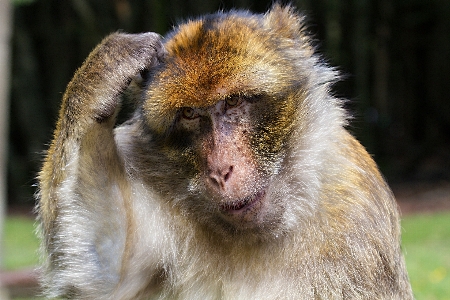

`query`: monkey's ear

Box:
[263,4,306,41]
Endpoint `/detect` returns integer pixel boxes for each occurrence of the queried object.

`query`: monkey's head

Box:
[139,5,341,240]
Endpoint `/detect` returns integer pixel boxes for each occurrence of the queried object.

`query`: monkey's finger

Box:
[63,32,165,124]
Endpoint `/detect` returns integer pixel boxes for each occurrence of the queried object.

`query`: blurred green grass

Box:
[2,212,450,299]
[402,212,450,299]
[3,216,40,270]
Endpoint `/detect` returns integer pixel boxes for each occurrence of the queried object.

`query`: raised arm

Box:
[37,32,164,297]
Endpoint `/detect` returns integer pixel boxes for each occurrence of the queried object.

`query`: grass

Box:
[2,212,450,299]
[401,212,450,300]
[2,216,40,270]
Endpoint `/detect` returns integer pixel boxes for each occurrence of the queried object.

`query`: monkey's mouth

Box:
[220,190,266,213]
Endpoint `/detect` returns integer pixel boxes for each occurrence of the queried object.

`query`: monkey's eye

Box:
[225,95,240,107]
[181,107,197,119]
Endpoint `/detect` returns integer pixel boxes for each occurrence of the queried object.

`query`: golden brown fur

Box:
[37,4,413,299]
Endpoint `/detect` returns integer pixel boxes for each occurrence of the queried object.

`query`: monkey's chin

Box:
[219,190,266,225]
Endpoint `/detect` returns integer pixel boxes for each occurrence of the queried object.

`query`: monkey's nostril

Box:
[209,174,221,188]
[224,166,233,182]
[208,166,233,190]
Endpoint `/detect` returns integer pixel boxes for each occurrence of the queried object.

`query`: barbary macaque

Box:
[37,4,414,299]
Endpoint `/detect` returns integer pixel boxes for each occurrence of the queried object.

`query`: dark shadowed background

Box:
[7,0,450,207]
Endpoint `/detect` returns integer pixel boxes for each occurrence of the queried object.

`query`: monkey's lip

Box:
[220,190,266,213]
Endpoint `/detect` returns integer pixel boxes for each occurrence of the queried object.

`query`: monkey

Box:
[37,4,414,299]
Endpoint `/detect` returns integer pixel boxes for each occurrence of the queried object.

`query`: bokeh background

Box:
[1,0,449,299]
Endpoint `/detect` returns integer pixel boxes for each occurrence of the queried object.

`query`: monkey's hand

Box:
[62,32,164,127]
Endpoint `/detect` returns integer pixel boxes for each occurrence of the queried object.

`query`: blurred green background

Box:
[1,0,449,299]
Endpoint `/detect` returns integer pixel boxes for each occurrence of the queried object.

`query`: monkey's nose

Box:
[208,165,233,190]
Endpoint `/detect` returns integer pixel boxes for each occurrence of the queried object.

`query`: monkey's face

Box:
[141,11,310,237]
